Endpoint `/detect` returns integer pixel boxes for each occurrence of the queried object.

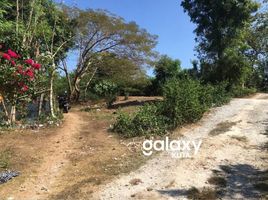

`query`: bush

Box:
[112,112,135,137]
[113,103,168,138]
[230,86,257,98]
[210,82,231,106]
[113,78,232,138]
[94,80,118,108]
[132,104,168,136]
[162,78,206,128]
[199,84,215,109]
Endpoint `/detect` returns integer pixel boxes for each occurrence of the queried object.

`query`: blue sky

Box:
[55,0,197,75]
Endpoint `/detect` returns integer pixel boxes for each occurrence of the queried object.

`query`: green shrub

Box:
[210,82,231,106]
[113,103,167,138]
[230,86,257,98]
[132,103,168,136]
[94,80,118,108]
[112,112,135,137]
[162,78,205,128]
[113,79,232,138]
[199,84,215,109]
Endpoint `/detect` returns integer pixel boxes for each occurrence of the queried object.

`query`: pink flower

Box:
[25,68,34,79]
[10,60,16,66]
[32,63,41,70]
[18,82,24,87]
[7,49,18,58]
[21,85,29,92]
[25,59,34,65]
[17,65,24,74]
[2,53,11,60]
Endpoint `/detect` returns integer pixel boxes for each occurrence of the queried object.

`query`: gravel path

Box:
[95,93,268,200]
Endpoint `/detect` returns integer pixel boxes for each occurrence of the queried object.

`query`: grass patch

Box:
[187,187,217,200]
[230,135,248,143]
[0,149,13,169]
[207,176,227,187]
[209,121,238,136]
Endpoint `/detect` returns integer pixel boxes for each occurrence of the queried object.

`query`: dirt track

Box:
[95,93,268,200]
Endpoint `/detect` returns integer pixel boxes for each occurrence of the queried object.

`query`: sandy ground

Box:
[95,93,268,200]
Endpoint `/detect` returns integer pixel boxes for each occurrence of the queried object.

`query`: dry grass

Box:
[187,187,218,200]
[0,149,13,170]
[230,135,248,143]
[207,176,227,187]
[209,121,238,136]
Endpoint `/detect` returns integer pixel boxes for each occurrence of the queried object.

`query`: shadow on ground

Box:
[157,164,268,200]
[111,99,161,109]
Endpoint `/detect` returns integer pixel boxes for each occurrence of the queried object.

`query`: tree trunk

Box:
[70,77,81,102]
[16,0,19,35]
[62,60,73,95]
[1,98,10,125]
[38,93,44,118]
[10,105,16,124]
[49,64,56,118]
[84,67,98,101]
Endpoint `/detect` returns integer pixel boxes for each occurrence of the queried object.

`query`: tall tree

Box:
[181,0,259,85]
[68,9,158,101]
[153,55,181,94]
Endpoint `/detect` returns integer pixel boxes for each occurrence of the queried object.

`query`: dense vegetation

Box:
[0,0,267,136]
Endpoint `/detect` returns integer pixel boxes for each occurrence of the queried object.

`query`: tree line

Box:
[0,0,267,125]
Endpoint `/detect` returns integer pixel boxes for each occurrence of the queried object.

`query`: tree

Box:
[181,0,259,85]
[0,48,42,124]
[81,53,150,98]
[0,0,75,119]
[247,1,268,89]
[153,55,181,94]
[68,9,157,102]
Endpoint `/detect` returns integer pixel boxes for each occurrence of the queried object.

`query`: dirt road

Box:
[3,112,84,200]
[95,94,268,200]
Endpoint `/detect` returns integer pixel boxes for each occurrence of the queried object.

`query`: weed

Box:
[187,187,218,200]
[0,149,12,169]
[230,135,248,142]
[209,121,237,136]
[208,176,227,187]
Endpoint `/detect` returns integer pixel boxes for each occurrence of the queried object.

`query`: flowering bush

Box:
[0,47,42,101]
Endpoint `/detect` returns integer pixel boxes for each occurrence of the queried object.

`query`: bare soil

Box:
[0,94,267,200]
[0,99,149,200]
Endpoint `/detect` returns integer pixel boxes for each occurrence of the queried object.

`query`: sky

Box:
[55,0,197,75]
